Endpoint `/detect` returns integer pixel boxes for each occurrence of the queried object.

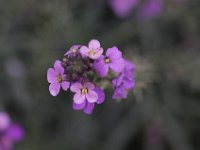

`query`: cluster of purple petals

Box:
[0,112,24,150]
[108,0,139,18]
[112,60,135,99]
[137,0,163,21]
[47,39,135,114]
[109,0,185,20]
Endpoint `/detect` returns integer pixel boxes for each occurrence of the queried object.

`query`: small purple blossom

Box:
[80,39,103,59]
[93,46,125,77]
[112,85,128,99]
[70,82,98,104]
[73,101,95,115]
[94,87,105,104]
[109,0,162,19]
[0,112,24,150]
[137,0,163,21]
[0,113,10,131]
[109,0,185,21]
[47,60,70,96]
[72,87,105,114]
[47,39,135,114]
[109,0,138,18]
[112,60,135,99]
[3,124,24,142]
[64,45,82,57]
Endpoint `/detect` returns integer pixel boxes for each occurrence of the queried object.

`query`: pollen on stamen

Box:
[89,50,96,56]
[72,48,77,53]
[104,57,111,64]
[57,74,62,83]
[81,88,88,94]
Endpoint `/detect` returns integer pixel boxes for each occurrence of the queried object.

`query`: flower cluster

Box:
[0,112,24,150]
[109,0,186,20]
[47,39,135,114]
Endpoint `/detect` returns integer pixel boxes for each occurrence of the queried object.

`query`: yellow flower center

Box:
[72,48,77,53]
[81,88,88,95]
[89,50,96,56]
[57,74,62,83]
[104,57,111,64]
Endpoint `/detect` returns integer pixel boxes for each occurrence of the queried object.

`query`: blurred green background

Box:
[0,0,200,150]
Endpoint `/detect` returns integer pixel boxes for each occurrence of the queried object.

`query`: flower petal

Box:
[61,81,70,91]
[65,45,81,56]
[94,87,105,104]
[64,50,72,56]
[47,68,57,83]
[109,0,138,18]
[106,46,122,60]
[73,92,85,104]
[112,74,124,87]
[70,82,82,93]
[86,90,98,103]
[49,82,60,96]
[73,100,86,110]
[4,124,24,142]
[124,70,134,81]
[93,57,109,77]
[89,48,103,59]
[0,139,13,150]
[124,60,135,71]
[123,60,135,80]
[112,85,127,99]
[83,102,95,115]
[84,82,95,90]
[137,0,163,21]
[109,58,125,73]
[124,78,135,90]
[0,112,10,131]
[80,46,89,57]
[54,60,64,74]
[88,39,100,49]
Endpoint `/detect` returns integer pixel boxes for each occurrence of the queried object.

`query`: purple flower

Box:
[0,113,10,131]
[0,113,24,150]
[109,0,139,18]
[72,87,105,114]
[94,87,105,104]
[3,124,24,142]
[70,82,98,104]
[64,45,82,57]
[73,101,94,115]
[112,84,128,99]
[112,60,135,99]
[93,46,125,77]
[47,60,70,96]
[137,0,163,21]
[80,39,103,59]
[47,39,135,114]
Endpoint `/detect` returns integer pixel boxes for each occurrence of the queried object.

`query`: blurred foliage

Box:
[0,0,200,150]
